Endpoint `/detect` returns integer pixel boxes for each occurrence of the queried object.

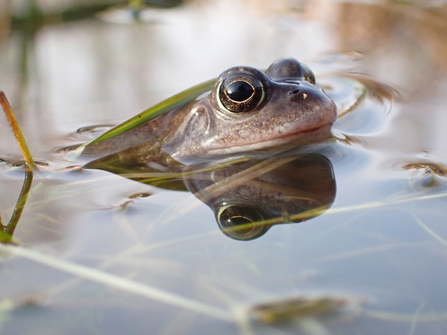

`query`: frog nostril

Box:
[288,89,301,95]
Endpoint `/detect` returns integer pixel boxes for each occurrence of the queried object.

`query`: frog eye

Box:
[301,63,316,84]
[226,81,254,101]
[265,58,316,84]
[218,74,264,113]
[217,204,267,240]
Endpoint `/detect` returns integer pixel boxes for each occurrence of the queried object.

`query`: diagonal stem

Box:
[0,91,36,169]
[3,170,34,242]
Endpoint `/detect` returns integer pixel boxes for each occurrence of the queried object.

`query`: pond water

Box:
[1,0,447,334]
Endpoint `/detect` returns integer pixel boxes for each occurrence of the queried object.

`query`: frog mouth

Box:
[209,123,333,156]
[290,123,331,135]
[266,123,333,145]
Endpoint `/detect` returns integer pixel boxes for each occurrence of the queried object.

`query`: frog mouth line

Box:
[208,123,333,155]
[267,123,333,144]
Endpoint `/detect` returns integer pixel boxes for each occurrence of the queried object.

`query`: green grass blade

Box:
[0,243,232,321]
[0,91,36,169]
[80,78,216,150]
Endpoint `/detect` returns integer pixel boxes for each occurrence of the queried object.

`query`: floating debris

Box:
[403,162,447,177]
[248,295,364,325]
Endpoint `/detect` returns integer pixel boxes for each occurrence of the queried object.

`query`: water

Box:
[1,0,447,334]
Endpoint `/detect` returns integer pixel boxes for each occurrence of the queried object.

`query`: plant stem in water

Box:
[0,91,36,169]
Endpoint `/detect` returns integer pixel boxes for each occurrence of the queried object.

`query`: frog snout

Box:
[288,89,301,95]
[287,87,316,103]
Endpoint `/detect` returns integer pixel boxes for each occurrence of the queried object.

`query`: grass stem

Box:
[0,91,36,169]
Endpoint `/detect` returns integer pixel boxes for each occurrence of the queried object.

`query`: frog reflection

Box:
[183,153,335,240]
[87,151,336,241]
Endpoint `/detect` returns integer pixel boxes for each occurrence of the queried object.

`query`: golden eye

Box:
[218,74,264,113]
[217,204,266,240]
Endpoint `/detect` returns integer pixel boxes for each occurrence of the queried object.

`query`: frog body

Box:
[83,58,337,168]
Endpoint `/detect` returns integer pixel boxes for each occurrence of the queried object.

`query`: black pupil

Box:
[225,216,252,227]
[224,216,254,235]
[226,81,254,102]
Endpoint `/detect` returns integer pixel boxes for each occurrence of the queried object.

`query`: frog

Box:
[82,58,337,171]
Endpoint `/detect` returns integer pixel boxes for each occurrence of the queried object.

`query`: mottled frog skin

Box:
[83,58,337,167]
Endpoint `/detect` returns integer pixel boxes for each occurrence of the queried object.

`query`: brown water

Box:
[1,1,447,334]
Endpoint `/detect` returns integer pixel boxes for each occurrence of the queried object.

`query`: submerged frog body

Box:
[83,58,337,167]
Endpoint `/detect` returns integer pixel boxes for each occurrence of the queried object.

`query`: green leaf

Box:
[79,78,217,152]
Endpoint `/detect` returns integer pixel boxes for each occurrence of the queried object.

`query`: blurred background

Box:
[1,0,447,163]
